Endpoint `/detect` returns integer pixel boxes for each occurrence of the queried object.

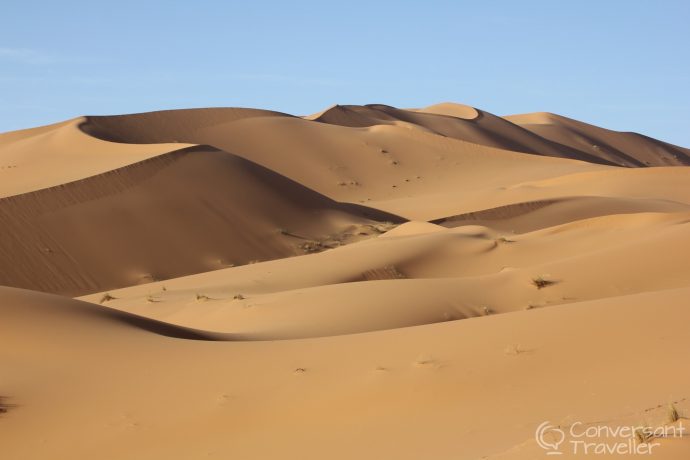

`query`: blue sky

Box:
[2,0,689,146]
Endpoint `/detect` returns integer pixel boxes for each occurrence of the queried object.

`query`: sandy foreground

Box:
[1,103,689,459]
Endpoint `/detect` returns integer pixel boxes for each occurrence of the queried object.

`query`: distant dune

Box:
[1,103,689,459]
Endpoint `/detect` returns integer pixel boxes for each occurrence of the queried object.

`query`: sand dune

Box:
[0,117,185,197]
[311,103,598,162]
[1,102,689,459]
[79,210,690,339]
[81,106,291,143]
[505,111,690,167]
[0,143,401,296]
[432,195,690,232]
[80,106,608,205]
[3,285,690,459]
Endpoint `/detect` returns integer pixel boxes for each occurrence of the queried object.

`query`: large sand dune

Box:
[0,143,401,296]
[1,103,689,459]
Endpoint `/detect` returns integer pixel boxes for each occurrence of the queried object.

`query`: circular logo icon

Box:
[536,421,565,455]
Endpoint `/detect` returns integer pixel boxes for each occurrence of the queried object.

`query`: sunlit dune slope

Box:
[3,286,690,459]
[80,210,690,339]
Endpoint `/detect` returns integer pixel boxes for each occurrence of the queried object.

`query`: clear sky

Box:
[2,0,689,146]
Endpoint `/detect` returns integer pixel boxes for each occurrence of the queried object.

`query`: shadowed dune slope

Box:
[431,195,690,232]
[81,107,291,143]
[0,145,403,296]
[0,286,232,340]
[505,111,690,167]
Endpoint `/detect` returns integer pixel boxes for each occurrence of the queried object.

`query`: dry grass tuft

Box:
[279,228,307,239]
[368,222,398,234]
[100,293,117,304]
[532,276,557,289]
[504,344,525,355]
[363,265,406,281]
[414,355,436,366]
[299,240,324,253]
[0,396,15,414]
[337,180,360,187]
[139,273,158,283]
[634,427,653,444]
